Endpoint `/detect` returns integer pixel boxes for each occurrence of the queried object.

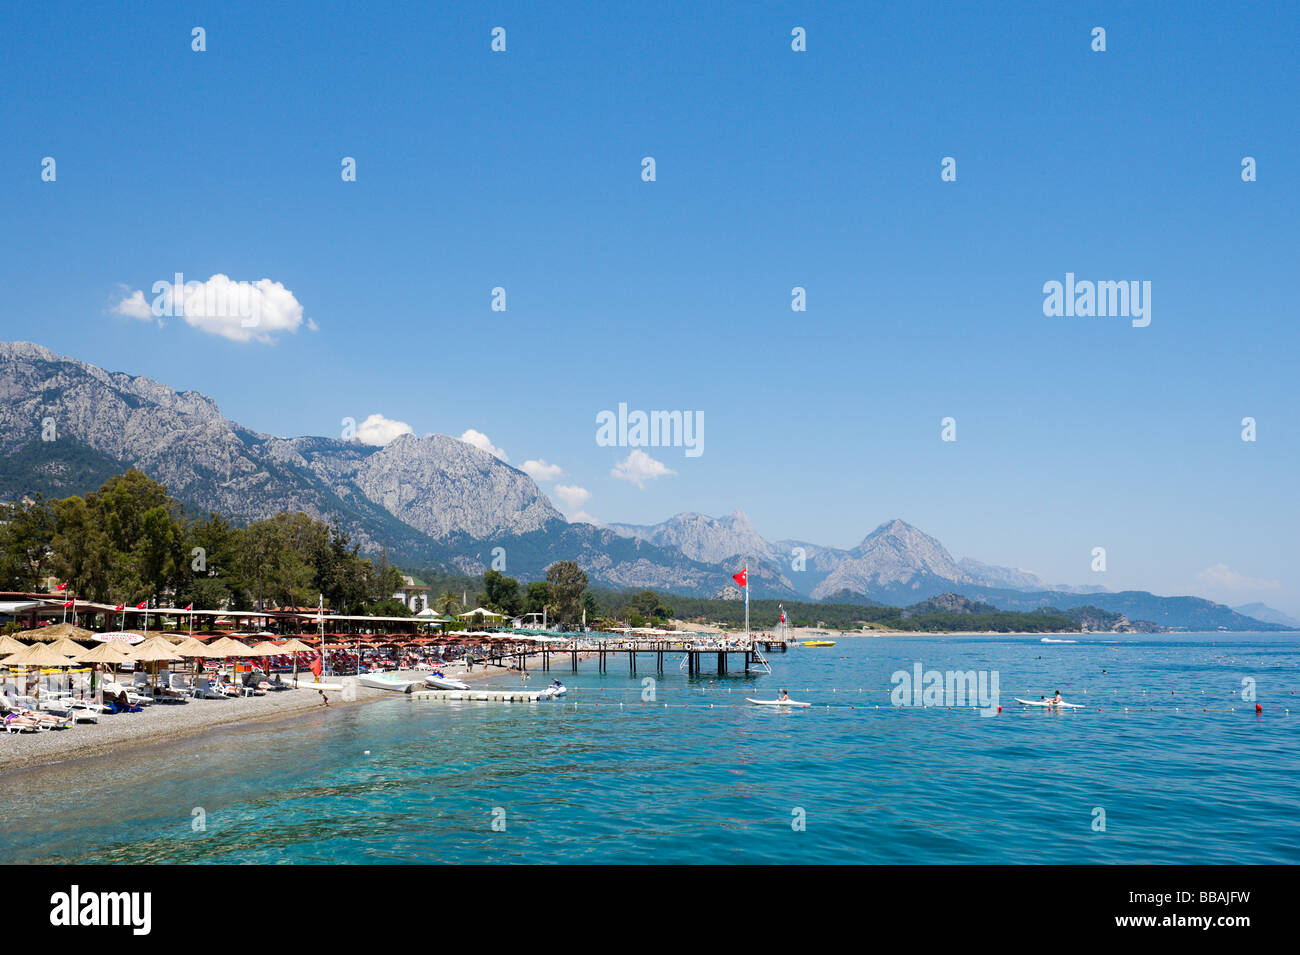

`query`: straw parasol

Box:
[78,640,134,691]
[0,634,28,655]
[276,638,315,653]
[14,622,94,643]
[1,642,83,668]
[126,636,185,694]
[267,637,316,683]
[205,636,258,684]
[173,637,224,659]
[127,636,184,663]
[44,637,91,660]
[79,641,133,665]
[1,641,86,703]
[206,636,255,656]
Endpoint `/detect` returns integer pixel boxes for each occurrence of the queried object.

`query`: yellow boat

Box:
[802,640,836,647]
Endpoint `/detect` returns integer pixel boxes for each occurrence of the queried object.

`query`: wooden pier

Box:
[473,641,771,676]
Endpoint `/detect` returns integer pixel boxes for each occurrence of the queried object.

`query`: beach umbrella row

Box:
[2,633,324,697]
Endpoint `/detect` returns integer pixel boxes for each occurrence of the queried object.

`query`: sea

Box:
[1,632,1296,864]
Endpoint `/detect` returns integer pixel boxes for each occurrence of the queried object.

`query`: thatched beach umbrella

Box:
[15,622,94,643]
[1,642,81,667]
[78,640,133,694]
[126,636,184,694]
[0,634,28,655]
[167,637,224,686]
[205,636,257,683]
[44,636,91,660]
[173,636,223,658]
[79,640,132,665]
[2,642,84,703]
[206,636,255,655]
[269,637,315,683]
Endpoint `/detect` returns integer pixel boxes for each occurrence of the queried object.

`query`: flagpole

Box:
[744,556,750,646]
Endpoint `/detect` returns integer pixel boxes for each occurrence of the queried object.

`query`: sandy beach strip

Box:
[0,656,554,776]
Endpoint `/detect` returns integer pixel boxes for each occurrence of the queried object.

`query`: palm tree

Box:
[436,590,459,615]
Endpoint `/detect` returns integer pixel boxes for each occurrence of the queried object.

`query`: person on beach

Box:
[319,689,329,707]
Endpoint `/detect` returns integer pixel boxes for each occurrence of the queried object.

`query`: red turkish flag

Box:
[63,601,73,608]
[57,581,68,591]
[184,603,193,611]
[114,603,125,611]
[309,654,323,677]
[135,601,148,610]
[732,568,747,588]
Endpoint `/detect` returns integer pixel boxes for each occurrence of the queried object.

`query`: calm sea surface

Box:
[2,633,1296,864]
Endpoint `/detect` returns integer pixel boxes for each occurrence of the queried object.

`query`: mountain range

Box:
[0,341,1288,631]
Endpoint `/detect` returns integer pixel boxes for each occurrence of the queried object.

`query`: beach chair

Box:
[190,677,222,699]
[104,682,152,707]
[37,697,74,717]
[4,713,42,733]
[70,696,107,716]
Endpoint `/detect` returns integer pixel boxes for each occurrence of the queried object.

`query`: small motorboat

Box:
[424,671,470,690]
[540,681,568,699]
[802,640,836,648]
[357,673,418,693]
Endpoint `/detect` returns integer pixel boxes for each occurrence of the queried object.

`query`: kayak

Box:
[1015,697,1083,709]
[746,698,811,707]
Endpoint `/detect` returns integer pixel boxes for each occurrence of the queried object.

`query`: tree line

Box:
[0,469,598,626]
[0,470,406,614]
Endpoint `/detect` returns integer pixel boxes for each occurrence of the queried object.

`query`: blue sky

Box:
[2,1,1297,613]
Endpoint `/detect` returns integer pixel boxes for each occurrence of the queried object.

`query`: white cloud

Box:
[522,459,563,482]
[112,274,308,344]
[553,484,591,511]
[611,449,676,489]
[356,413,414,446]
[568,511,600,526]
[1196,563,1279,592]
[460,429,509,462]
[112,288,153,321]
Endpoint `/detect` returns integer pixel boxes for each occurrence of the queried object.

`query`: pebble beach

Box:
[0,662,497,775]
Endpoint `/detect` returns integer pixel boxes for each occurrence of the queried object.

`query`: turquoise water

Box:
[2,633,1297,864]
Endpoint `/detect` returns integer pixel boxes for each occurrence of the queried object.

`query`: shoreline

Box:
[0,656,555,777]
